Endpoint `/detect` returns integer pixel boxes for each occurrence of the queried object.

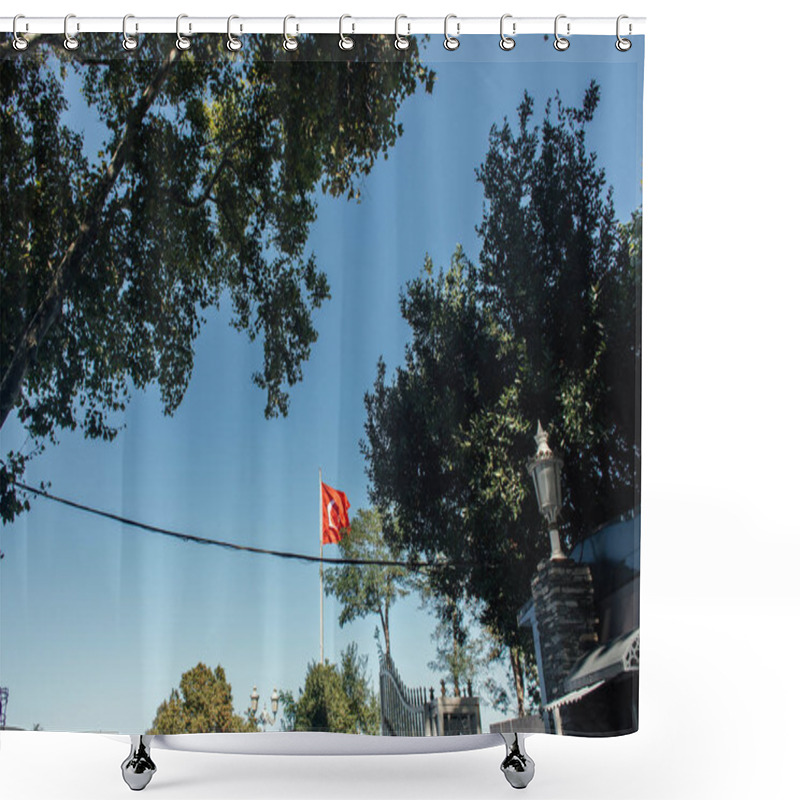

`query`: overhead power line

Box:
[12,481,471,571]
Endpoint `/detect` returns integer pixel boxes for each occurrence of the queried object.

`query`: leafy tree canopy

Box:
[426,595,481,698]
[479,620,541,718]
[0,34,435,521]
[148,661,257,734]
[323,507,409,656]
[363,85,641,690]
[421,587,539,717]
[280,643,379,734]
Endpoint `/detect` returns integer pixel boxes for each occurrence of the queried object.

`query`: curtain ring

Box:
[176,14,191,50]
[64,13,79,51]
[227,15,242,51]
[394,15,410,50]
[443,14,460,51]
[616,15,632,51]
[122,15,138,51]
[12,14,28,51]
[283,15,298,51]
[339,15,355,50]
[499,14,516,51]
[554,14,570,51]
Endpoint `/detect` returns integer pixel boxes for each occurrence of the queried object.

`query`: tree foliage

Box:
[323,507,408,655]
[0,34,434,521]
[148,662,257,734]
[426,596,481,698]
[423,591,540,716]
[474,85,641,536]
[363,85,641,713]
[481,632,541,717]
[279,644,379,734]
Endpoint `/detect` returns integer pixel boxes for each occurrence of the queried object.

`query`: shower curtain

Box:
[0,28,643,742]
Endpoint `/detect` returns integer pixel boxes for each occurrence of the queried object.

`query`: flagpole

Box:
[319,467,323,665]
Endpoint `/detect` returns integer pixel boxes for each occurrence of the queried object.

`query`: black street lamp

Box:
[526,421,566,560]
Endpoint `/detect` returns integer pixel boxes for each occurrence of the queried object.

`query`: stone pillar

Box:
[530,559,598,704]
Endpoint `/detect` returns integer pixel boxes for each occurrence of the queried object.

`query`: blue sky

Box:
[0,34,643,733]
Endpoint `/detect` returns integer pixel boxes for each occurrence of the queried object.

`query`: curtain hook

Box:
[122,14,138,51]
[12,14,28,51]
[227,15,242,51]
[176,14,191,50]
[443,14,460,51]
[554,14,570,51]
[283,15,298,51]
[339,14,355,50]
[500,14,516,51]
[394,15,410,50]
[64,13,79,51]
[616,15,632,51]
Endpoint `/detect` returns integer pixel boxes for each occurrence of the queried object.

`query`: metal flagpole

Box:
[319,467,323,664]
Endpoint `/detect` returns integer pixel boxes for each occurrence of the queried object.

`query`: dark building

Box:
[515,513,640,735]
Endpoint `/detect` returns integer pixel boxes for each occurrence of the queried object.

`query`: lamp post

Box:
[249,686,280,729]
[526,421,566,560]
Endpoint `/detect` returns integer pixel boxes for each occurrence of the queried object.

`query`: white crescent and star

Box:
[326,499,339,531]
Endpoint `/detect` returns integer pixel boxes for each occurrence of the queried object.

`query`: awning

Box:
[542,680,605,712]
[563,627,640,693]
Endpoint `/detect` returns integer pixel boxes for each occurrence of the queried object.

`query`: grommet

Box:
[176,14,191,50]
[122,14,138,51]
[227,15,242,52]
[616,15,632,51]
[395,15,410,51]
[339,14,354,51]
[64,13,79,51]
[444,14,460,51]
[500,14,516,51]
[12,14,29,51]
[554,14,570,52]
[283,15,299,52]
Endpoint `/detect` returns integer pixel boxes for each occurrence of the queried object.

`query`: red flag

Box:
[321,482,351,545]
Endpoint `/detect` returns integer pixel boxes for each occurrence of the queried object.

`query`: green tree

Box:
[339,642,381,734]
[0,34,434,522]
[284,661,351,733]
[363,86,641,716]
[323,507,408,655]
[424,593,540,715]
[474,85,641,538]
[481,629,541,717]
[280,644,379,734]
[426,596,481,698]
[148,662,257,734]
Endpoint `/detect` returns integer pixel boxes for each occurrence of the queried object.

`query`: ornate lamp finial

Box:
[534,420,553,459]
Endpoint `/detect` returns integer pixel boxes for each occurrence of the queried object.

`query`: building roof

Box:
[570,513,640,573]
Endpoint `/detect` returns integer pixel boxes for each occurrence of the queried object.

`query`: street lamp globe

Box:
[270,688,279,717]
[250,686,260,717]
[249,684,279,728]
[526,421,566,560]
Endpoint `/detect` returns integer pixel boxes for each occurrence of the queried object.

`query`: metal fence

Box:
[378,653,432,736]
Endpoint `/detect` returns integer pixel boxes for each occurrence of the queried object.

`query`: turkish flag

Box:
[321,482,351,545]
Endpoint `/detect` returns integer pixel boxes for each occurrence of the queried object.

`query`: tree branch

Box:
[0,46,182,430]
[170,156,233,209]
